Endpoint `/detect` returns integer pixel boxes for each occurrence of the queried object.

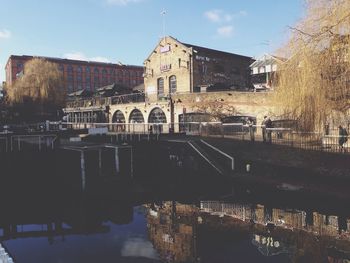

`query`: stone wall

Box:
[172,91,277,124]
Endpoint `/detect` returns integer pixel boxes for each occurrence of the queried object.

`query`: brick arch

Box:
[111,110,126,123]
[148,107,167,123]
[129,108,145,123]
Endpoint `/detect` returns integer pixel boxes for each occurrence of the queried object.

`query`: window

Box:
[148,107,167,123]
[157,78,164,97]
[129,109,144,123]
[17,63,23,73]
[67,83,73,93]
[85,67,91,90]
[67,65,74,82]
[94,68,99,88]
[102,68,108,85]
[76,66,82,89]
[110,68,116,83]
[169,75,177,94]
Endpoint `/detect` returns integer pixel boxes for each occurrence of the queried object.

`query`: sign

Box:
[160,44,171,53]
[160,64,171,72]
[196,55,210,61]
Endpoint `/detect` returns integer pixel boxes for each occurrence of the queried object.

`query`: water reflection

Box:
[1,197,350,263]
[146,201,350,263]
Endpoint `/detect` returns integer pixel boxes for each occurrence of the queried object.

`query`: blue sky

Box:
[0,0,303,83]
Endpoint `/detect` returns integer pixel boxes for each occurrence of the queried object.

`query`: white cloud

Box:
[204,9,247,23]
[0,29,11,39]
[90,56,111,63]
[121,237,159,259]
[217,26,234,38]
[106,0,143,5]
[63,52,111,63]
[204,10,222,23]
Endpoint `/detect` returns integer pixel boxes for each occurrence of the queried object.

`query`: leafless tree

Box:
[274,0,350,131]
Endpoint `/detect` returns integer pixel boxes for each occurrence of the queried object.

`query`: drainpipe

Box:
[189,54,193,93]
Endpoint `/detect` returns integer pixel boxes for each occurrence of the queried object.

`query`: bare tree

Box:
[6,58,65,120]
[274,0,350,131]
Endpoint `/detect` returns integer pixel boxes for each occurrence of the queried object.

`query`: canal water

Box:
[1,195,350,263]
[0,142,349,262]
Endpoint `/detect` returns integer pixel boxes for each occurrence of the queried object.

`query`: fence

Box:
[66,92,146,108]
[0,135,58,152]
[66,121,348,154]
[2,121,348,154]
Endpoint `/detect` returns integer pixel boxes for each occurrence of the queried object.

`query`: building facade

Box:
[144,36,253,101]
[250,54,284,91]
[5,55,144,93]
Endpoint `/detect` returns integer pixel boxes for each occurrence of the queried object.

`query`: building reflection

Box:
[146,201,350,263]
[146,202,199,263]
[200,201,350,239]
[0,198,133,243]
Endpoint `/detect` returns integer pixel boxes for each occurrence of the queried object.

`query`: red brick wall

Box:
[5,55,144,93]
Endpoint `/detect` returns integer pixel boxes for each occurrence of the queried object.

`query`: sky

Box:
[0,0,304,83]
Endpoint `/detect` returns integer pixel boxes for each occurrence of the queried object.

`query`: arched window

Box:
[129,109,144,123]
[169,75,177,94]
[148,108,167,123]
[157,78,164,97]
[112,110,126,123]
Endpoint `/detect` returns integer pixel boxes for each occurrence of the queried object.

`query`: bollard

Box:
[246,164,251,172]
[80,151,86,191]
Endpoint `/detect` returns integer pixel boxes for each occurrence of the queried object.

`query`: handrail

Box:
[187,141,223,175]
[10,134,57,152]
[200,139,234,170]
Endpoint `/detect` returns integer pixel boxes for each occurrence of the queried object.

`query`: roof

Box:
[67,89,90,97]
[7,55,143,69]
[181,42,252,60]
[96,83,116,92]
[250,54,286,68]
[143,35,253,63]
[133,83,145,91]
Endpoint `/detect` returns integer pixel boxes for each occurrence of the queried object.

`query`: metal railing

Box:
[200,139,235,171]
[44,121,350,154]
[66,92,146,108]
[9,135,57,152]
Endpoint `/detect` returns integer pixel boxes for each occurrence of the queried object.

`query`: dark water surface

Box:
[0,142,349,263]
[1,194,350,263]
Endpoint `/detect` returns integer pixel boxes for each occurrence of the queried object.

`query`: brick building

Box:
[143,36,253,101]
[5,55,144,93]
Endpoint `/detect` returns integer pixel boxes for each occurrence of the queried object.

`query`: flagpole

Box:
[161,9,166,42]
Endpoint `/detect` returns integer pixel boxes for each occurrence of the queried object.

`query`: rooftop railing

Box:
[66,92,146,108]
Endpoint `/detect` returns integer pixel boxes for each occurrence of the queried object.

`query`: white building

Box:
[250,54,285,91]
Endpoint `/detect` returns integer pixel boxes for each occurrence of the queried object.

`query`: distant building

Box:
[5,55,144,94]
[250,54,285,91]
[143,36,254,101]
